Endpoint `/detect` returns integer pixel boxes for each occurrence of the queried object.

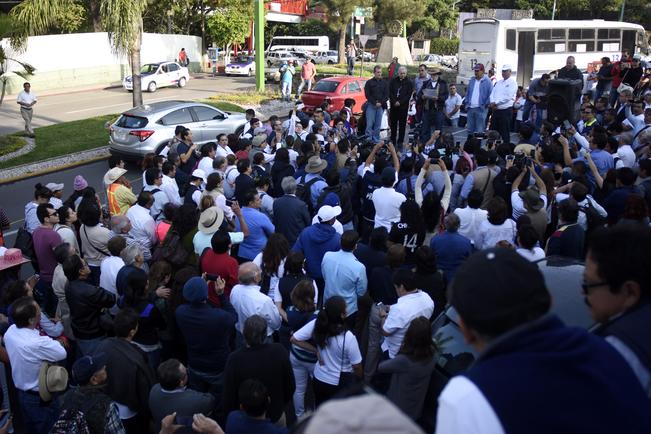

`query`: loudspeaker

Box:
[547,79,583,124]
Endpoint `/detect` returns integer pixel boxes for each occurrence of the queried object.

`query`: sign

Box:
[359,35,370,48]
[355,6,372,18]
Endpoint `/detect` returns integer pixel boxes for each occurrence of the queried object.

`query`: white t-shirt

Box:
[476,219,516,251]
[516,247,546,262]
[99,256,124,314]
[453,207,488,247]
[293,319,362,386]
[469,79,481,108]
[372,187,406,231]
[381,291,434,358]
[215,145,234,158]
[445,94,463,119]
[616,145,636,168]
[17,90,37,106]
[198,157,215,175]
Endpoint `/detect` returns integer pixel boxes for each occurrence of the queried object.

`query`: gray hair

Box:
[110,215,130,234]
[444,213,461,233]
[620,88,633,97]
[238,262,260,285]
[120,243,142,266]
[398,66,407,74]
[243,315,267,347]
[281,176,297,195]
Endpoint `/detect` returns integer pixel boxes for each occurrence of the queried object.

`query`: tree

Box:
[409,0,458,36]
[9,0,148,107]
[206,0,252,64]
[373,0,425,32]
[0,13,35,106]
[320,0,371,64]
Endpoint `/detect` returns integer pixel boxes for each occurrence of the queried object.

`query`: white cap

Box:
[501,64,513,71]
[45,182,64,192]
[191,169,207,183]
[317,205,342,222]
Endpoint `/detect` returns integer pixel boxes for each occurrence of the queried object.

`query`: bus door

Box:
[517,31,535,87]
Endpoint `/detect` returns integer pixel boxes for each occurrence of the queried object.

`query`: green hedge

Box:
[430,38,459,56]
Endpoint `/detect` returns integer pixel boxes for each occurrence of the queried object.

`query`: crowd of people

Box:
[0,51,650,433]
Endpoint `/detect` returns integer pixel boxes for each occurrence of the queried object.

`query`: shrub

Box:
[430,38,459,56]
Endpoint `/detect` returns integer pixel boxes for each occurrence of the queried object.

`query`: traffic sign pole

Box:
[254,0,265,92]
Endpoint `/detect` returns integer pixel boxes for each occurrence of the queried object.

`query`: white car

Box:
[225,56,256,76]
[123,61,190,92]
[314,50,338,64]
[266,51,302,67]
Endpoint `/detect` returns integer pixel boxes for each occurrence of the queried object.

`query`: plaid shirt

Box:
[105,403,126,434]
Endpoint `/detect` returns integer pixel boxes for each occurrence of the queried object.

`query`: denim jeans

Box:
[466,106,488,135]
[290,353,315,417]
[365,104,384,143]
[420,109,444,143]
[448,117,459,128]
[18,389,60,434]
[297,78,312,95]
[281,81,292,101]
[347,56,355,75]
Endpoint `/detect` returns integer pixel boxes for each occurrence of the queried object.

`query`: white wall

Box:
[1,32,202,93]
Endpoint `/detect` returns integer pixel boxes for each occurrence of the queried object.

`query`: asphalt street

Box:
[0,73,256,135]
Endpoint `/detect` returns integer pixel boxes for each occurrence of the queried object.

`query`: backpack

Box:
[580,198,607,235]
[295,174,320,215]
[152,229,189,267]
[50,409,91,434]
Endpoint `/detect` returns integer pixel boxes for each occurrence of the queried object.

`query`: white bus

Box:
[267,35,329,53]
[458,19,648,86]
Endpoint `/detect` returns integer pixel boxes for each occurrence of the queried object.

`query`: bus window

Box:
[537,29,566,53]
[506,29,516,50]
[463,23,495,42]
[598,29,621,39]
[569,29,595,40]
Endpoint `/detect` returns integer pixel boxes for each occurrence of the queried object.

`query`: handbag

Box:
[337,332,359,388]
[14,225,34,259]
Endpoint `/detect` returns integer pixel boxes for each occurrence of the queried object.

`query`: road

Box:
[0,74,256,135]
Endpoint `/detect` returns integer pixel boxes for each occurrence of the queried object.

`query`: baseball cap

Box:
[191,169,207,183]
[449,248,551,337]
[45,182,64,192]
[317,205,342,222]
[501,64,512,71]
[72,353,108,385]
[473,63,485,71]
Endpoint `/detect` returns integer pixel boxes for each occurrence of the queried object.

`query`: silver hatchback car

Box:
[108,101,247,160]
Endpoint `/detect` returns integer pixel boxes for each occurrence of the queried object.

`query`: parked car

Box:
[123,61,190,93]
[300,76,368,114]
[416,54,442,65]
[225,55,255,76]
[314,50,339,64]
[108,101,247,160]
[356,50,374,62]
[266,51,302,67]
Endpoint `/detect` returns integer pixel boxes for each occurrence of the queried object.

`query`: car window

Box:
[312,80,339,92]
[192,106,223,122]
[160,64,168,73]
[347,81,361,93]
[168,63,179,72]
[116,115,148,129]
[141,64,158,74]
[160,108,194,125]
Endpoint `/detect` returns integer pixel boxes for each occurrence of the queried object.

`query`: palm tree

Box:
[9,0,147,107]
[0,13,35,106]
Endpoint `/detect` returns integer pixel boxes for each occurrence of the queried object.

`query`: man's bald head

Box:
[238,262,261,285]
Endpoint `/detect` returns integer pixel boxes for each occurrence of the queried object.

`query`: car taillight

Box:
[128,130,155,142]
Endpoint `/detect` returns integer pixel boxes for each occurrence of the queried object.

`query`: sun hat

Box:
[73,175,89,191]
[317,205,342,222]
[38,362,69,401]
[103,167,128,185]
[252,134,268,148]
[72,353,108,385]
[305,155,328,174]
[198,206,224,235]
[519,187,544,212]
[45,182,64,192]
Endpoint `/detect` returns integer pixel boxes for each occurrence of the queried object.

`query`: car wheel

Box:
[328,60,334,64]
[178,77,187,88]
[147,81,157,92]
[247,68,252,77]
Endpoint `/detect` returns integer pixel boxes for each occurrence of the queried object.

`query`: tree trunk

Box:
[338,26,346,64]
[89,0,102,32]
[130,20,144,107]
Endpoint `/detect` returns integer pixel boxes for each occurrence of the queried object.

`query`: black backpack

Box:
[296,175,320,215]
[580,199,607,235]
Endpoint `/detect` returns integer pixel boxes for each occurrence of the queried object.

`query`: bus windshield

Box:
[462,23,496,43]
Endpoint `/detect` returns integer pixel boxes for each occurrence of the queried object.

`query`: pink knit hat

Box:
[73,175,88,191]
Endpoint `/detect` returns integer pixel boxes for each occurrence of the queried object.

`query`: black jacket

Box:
[98,337,155,414]
[417,78,448,111]
[65,279,116,340]
[62,385,114,434]
[364,77,389,109]
[389,76,414,107]
[557,66,584,93]
[272,195,311,245]
[270,161,295,198]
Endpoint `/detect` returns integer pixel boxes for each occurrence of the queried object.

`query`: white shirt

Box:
[143,184,169,222]
[216,145,234,158]
[4,325,66,391]
[198,157,215,175]
[490,77,517,110]
[372,187,406,230]
[435,376,505,434]
[470,79,481,108]
[99,256,125,315]
[161,175,183,206]
[230,283,281,336]
[454,207,488,247]
[125,204,157,254]
[556,193,607,231]
[476,219,517,251]
[445,94,463,119]
[293,320,362,385]
[516,247,546,262]
[381,291,434,358]
[616,145,636,168]
[54,224,80,254]
[253,254,285,302]
[511,191,548,221]
[17,90,37,107]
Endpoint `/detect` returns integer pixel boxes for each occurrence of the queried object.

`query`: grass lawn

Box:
[208,90,280,106]
[0,135,28,157]
[0,101,244,169]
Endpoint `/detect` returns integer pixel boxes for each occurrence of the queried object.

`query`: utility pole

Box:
[551,0,557,20]
[254,0,265,92]
[619,0,626,21]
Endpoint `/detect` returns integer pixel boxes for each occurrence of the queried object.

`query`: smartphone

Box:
[563,120,572,130]
[174,415,193,427]
[506,155,515,162]
[205,274,219,281]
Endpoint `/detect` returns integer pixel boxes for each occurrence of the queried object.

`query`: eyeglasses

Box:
[581,280,608,294]
[48,211,58,217]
